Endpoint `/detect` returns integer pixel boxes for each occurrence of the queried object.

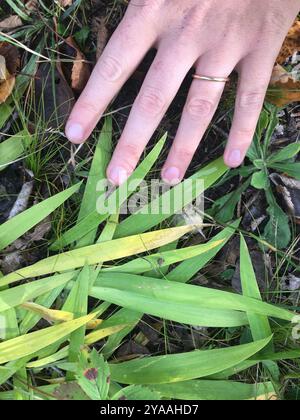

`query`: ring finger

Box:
[162,52,239,184]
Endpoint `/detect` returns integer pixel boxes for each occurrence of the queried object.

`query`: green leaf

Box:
[167,220,240,283]
[114,157,228,237]
[112,385,161,400]
[67,267,90,379]
[251,170,270,190]
[0,130,33,171]
[0,104,13,130]
[247,109,269,161]
[0,183,81,251]
[103,240,224,275]
[51,134,167,250]
[77,350,110,400]
[149,380,276,400]
[102,309,142,360]
[213,180,251,222]
[268,143,300,164]
[76,117,113,248]
[240,235,272,342]
[91,272,294,326]
[4,0,31,20]
[109,336,272,384]
[0,272,76,313]
[269,162,300,180]
[264,191,291,249]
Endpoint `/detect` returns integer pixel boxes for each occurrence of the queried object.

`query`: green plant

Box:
[210,103,300,249]
[0,119,299,401]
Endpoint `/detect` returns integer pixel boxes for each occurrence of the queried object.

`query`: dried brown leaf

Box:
[59,0,73,7]
[277,20,300,64]
[65,36,91,94]
[267,64,300,107]
[0,42,19,104]
[92,16,108,60]
[0,15,23,30]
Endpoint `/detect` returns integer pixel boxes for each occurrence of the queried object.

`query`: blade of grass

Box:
[109,336,272,384]
[0,313,97,365]
[149,380,276,400]
[1,225,195,286]
[0,129,33,171]
[102,240,224,275]
[114,156,228,237]
[240,234,273,341]
[26,324,130,369]
[0,182,81,251]
[167,220,240,282]
[51,134,167,250]
[92,273,295,324]
[76,117,113,248]
[67,266,90,380]
[0,272,76,313]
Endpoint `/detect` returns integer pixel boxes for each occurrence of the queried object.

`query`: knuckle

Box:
[138,0,163,17]
[172,146,194,161]
[234,128,255,143]
[186,97,214,119]
[119,142,142,163]
[97,55,123,82]
[238,92,265,110]
[76,99,100,117]
[137,86,165,117]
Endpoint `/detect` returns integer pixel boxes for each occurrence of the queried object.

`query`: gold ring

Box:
[193,74,230,83]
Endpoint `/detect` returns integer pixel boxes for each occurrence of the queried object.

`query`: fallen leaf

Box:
[277,20,300,64]
[59,0,73,7]
[25,0,39,12]
[270,173,300,224]
[0,42,19,104]
[92,16,108,60]
[65,36,91,94]
[0,15,23,30]
[267,64,300,107]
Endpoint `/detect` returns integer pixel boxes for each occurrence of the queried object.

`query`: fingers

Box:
[161,53,237,184]
[65,15,156,144]
[106,44,197,185]
[224,53,275,167]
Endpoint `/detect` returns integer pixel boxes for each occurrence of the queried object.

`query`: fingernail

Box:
[227,149,242,167]
[162,167,181,185]
[65,123,84,143]
[108,166,128,185]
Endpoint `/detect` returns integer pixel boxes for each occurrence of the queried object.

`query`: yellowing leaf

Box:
[26,324,129,369]
[277,20,300,64]
[21,302,74,323]
[65,37,91,94]
[1,225,195,286]
[267,64,300,107]
[0,313,96,365]
[0,42,19,104]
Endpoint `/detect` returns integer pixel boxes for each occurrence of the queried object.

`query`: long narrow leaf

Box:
[51,134,167,250]
[1,225,195,286]
[0,183,81,251]
[109,337,272,384]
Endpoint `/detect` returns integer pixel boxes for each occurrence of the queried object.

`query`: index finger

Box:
[65,14,156,144]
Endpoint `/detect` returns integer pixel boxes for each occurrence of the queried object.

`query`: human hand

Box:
[65,0,300,185]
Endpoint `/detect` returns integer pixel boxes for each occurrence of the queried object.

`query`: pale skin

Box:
[65,0,300,185]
